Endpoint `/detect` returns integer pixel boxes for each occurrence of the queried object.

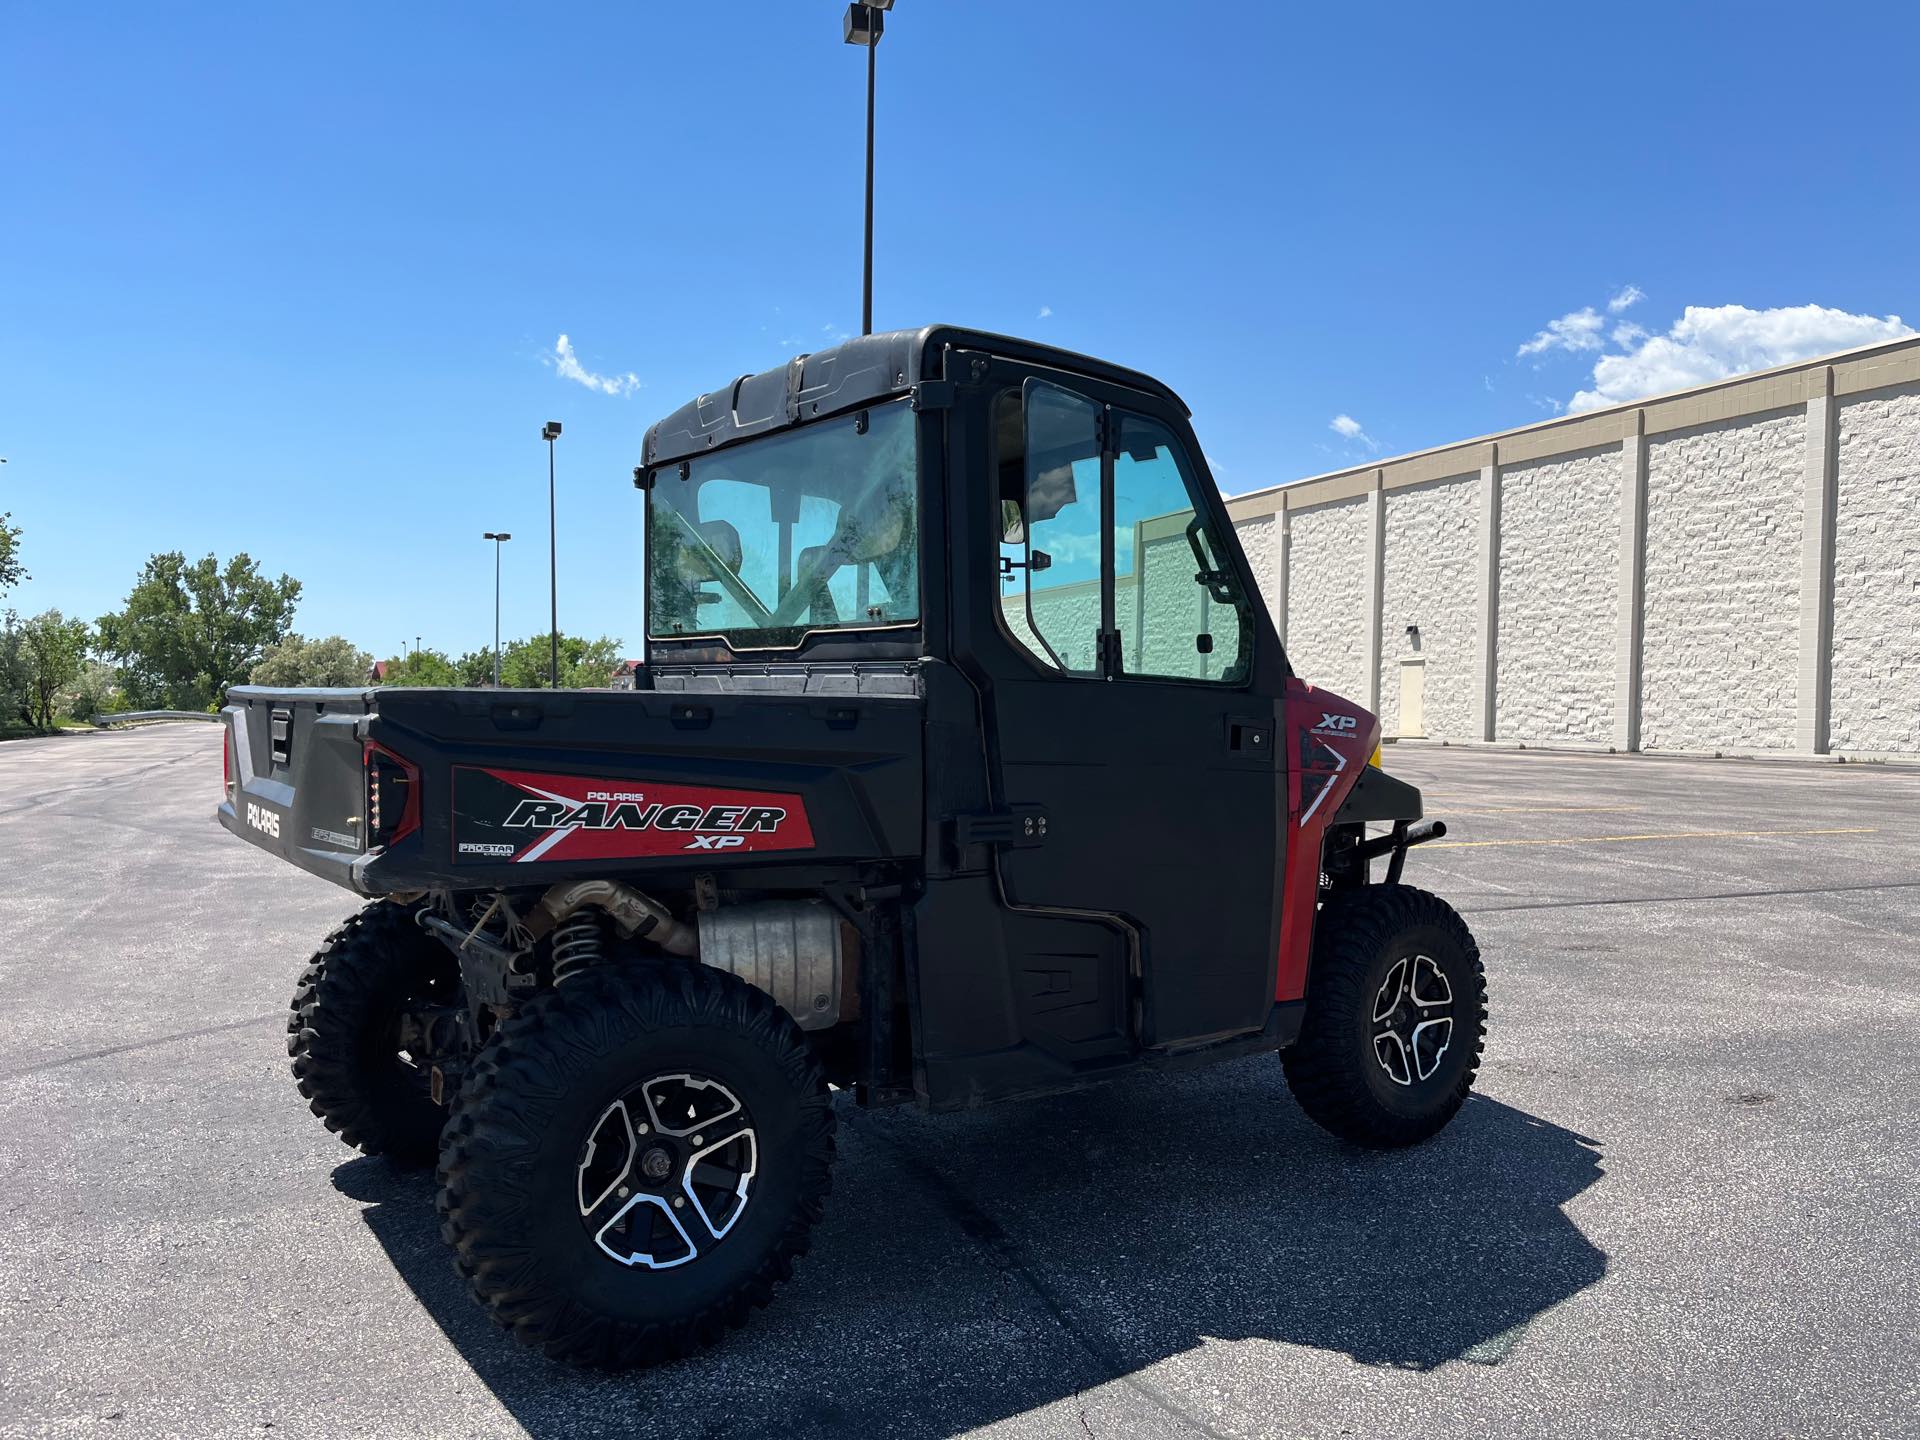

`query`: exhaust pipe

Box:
[535,879,698,957]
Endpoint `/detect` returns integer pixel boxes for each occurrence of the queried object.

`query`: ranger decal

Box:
[450,766,815,864]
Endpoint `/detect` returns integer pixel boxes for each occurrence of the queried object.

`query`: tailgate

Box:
[217,686,376,891]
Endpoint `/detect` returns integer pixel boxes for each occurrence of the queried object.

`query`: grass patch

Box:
[0,719,96,741]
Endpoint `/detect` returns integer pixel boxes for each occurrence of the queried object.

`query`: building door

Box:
[1398,658,1425,738]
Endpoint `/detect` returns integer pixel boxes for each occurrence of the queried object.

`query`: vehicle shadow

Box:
[336,1058,1605,1439]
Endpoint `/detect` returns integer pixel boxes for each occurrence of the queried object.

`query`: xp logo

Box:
[245,802,281,839]
[1315,713,1359,734]
[684,835,745,851]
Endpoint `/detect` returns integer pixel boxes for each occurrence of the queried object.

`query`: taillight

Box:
[364,741,421,847]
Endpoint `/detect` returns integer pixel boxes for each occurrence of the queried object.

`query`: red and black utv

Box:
[218,326,1484,1368]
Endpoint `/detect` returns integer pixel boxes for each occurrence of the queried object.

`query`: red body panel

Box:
[1275,680,1381,1002]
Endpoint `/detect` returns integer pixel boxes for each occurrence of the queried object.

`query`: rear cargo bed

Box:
[217,681,924,897]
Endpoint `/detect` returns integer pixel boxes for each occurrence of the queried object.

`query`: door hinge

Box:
[910,380,955,412]
[951,805,1048,849]
[1097,630,1124,675]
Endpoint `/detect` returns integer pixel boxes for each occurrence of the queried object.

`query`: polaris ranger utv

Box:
[218,326,1483,1369]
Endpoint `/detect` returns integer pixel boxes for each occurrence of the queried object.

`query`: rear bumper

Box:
[215,796,372,896]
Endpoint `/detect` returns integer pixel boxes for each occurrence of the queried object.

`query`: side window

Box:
[1111,413,1249,683]
[996,385,1103,674]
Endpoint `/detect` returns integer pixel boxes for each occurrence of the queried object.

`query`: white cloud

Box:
[1567,303,1913,412]
[1611,321,1648,348]
[1608,284,1645,314]
[1330,413,1376,450]
[1517,307,1606,357]
[551,334,641,396]
[1037,305,1053,319]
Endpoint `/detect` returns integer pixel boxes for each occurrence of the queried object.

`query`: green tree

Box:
[454,647,498,687]
[0,514,23,595]
[63,660,125,722]
[0,612,29,727]
[19,609,91,729]
[499,633,623,689]
[96,552,301,711]
[251,634,373,688]
[377,648,459,687]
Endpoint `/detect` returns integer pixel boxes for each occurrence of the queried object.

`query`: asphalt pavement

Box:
[2,724,1916,1439]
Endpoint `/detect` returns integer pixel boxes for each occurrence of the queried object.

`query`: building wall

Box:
[1829,382,1920,753]
[1379,473,1479,739]
[1640,409,1805,752]
[1284,497,1372,704]
[1133,531,1218,678]
[1015,575,1105,673]
[1495,447,1619,745]
[1235,513,1279,626]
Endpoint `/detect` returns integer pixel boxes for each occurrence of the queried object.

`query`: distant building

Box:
[367,659,391,684]
[610,659,643,690]
[1223,334,1920,759]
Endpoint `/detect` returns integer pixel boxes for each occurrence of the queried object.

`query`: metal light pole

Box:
[542,421,562,688]
[483,532,512,686]
[843,1,892,336]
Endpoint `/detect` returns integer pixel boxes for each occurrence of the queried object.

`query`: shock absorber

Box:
[550,909,606,984]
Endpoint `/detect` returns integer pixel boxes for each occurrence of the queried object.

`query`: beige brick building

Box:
[1224,336,1920,759]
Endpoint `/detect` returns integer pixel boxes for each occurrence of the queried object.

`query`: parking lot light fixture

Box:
[542,421,563,688]
[842,1,892,336]
[484,532,512,687]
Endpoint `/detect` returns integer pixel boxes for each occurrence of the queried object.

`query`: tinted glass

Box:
[1111,414,1248,683]
[647,403,919,648]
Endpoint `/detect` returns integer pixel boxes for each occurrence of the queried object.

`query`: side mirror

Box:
[1029,549,1052,573]
[1184,516,1239,605]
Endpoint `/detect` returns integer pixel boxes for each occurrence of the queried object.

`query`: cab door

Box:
[978,371,1288,1049]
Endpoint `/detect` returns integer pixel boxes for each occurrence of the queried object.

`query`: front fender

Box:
[1333,763,1423,825]
[1275,681,1384,1002]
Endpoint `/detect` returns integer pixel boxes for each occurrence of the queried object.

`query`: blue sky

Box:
[4,1,1917,660]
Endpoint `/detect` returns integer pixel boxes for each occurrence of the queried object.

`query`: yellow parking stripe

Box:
[1437,805,1645,816]
[1430,826,1878,849]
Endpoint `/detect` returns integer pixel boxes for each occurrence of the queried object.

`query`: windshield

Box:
[647,401,919,649]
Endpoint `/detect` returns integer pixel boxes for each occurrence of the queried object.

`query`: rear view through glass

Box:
[647,402,919,649]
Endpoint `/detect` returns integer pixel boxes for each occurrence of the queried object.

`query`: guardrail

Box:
[92,710,222,727]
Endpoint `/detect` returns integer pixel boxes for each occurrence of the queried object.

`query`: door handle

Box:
[1226,718,1272,757]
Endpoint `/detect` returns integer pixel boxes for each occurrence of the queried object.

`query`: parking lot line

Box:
[1435,805,1646,815]
[1431,825,1878,849]
[1457,876,1920,914]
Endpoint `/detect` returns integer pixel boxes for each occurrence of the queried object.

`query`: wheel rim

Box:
[575,1072,758,1269]
[1369,954,1455,1087]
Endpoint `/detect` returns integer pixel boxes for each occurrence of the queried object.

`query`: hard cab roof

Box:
[641,325,1189,467]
